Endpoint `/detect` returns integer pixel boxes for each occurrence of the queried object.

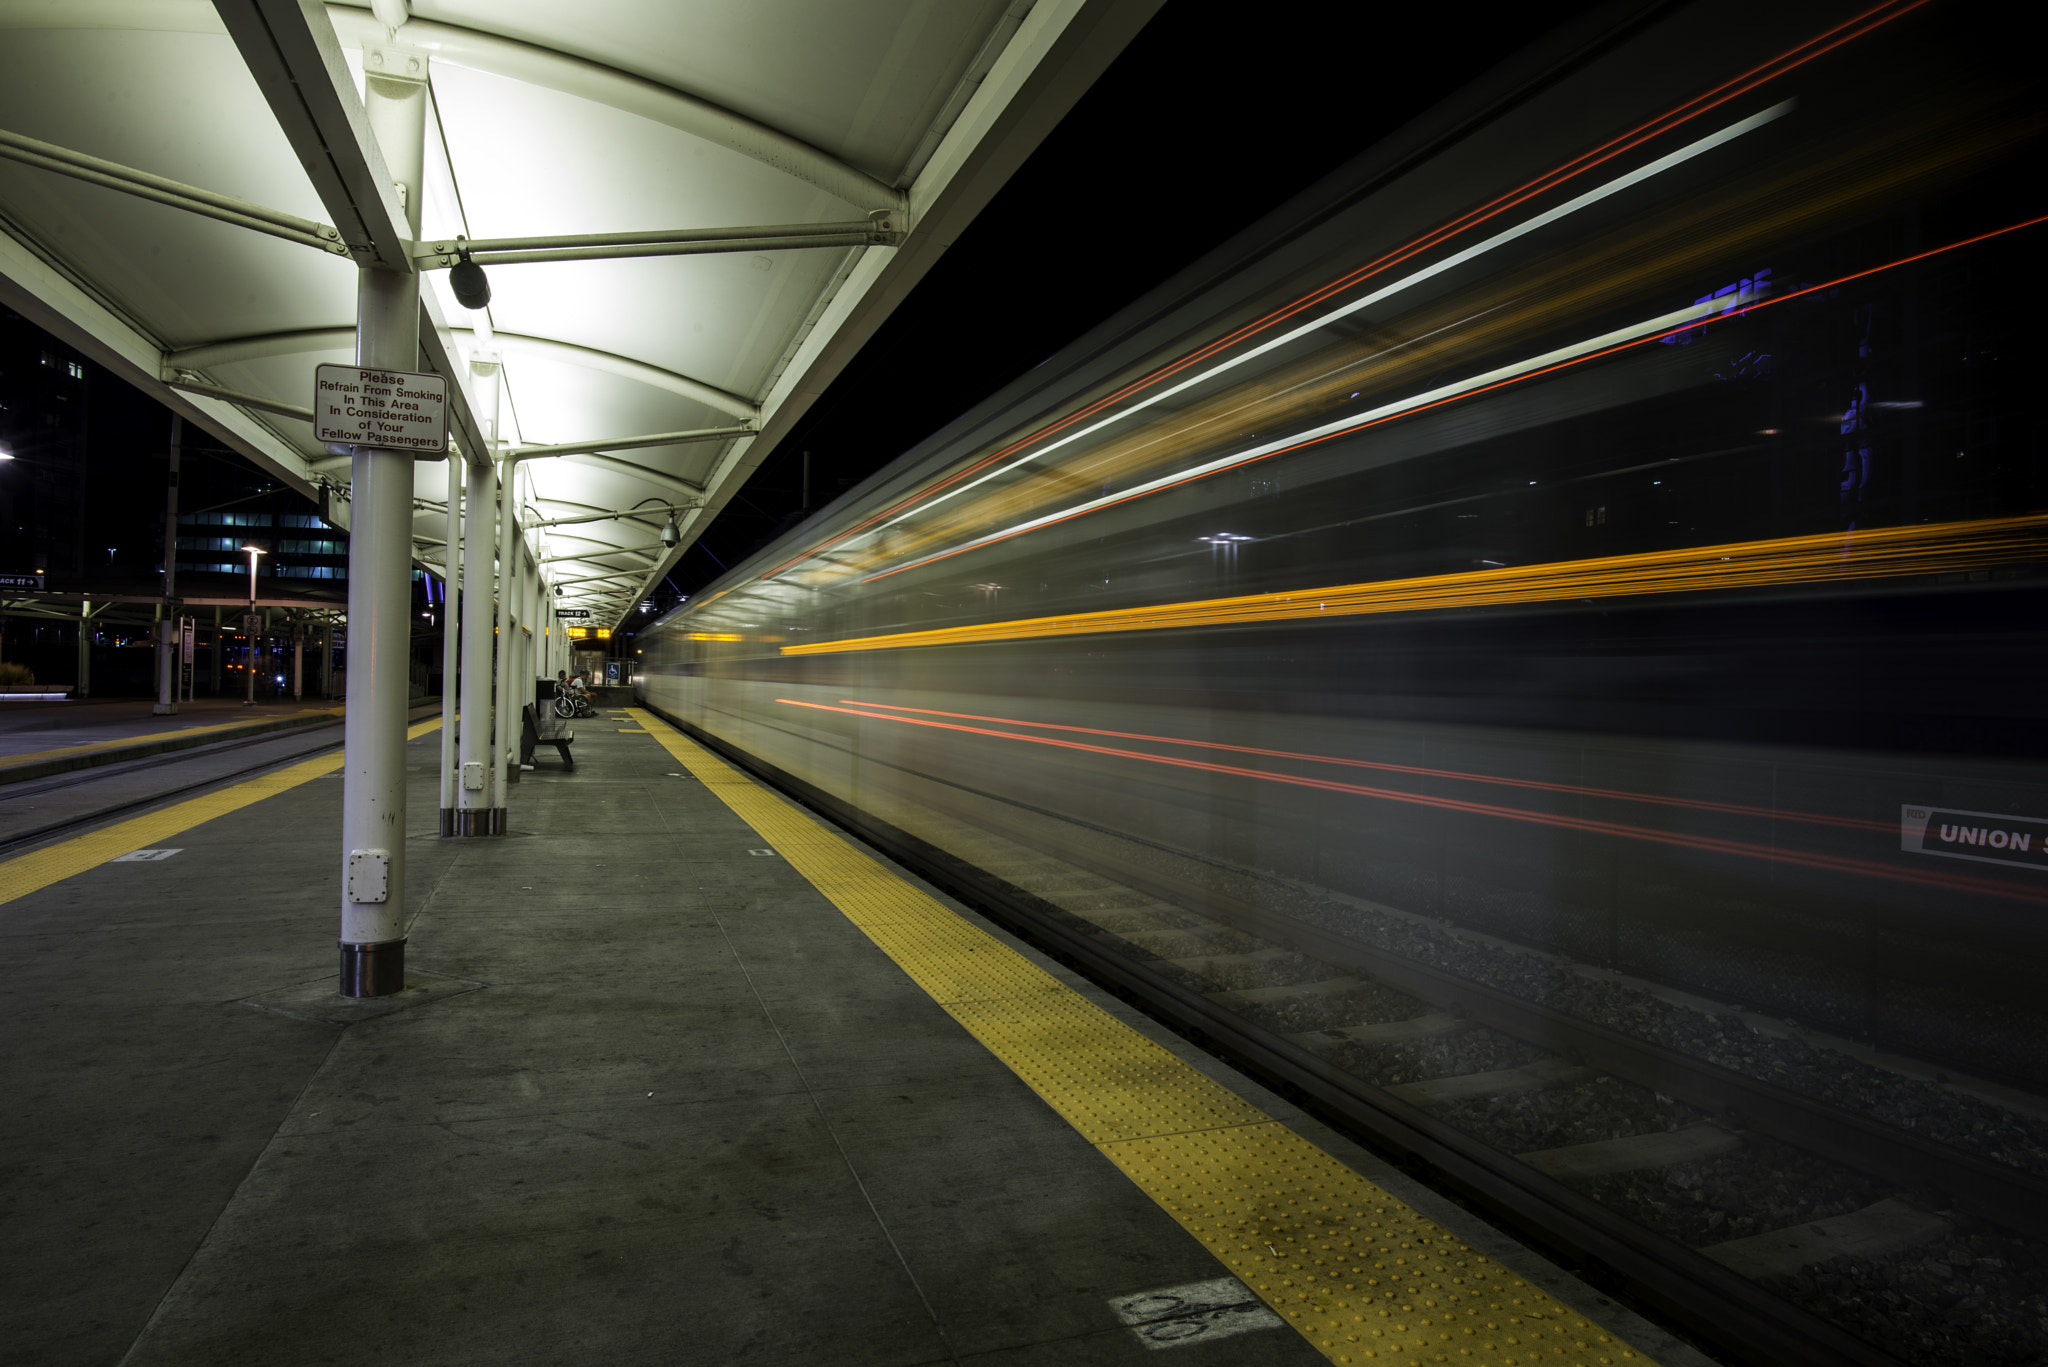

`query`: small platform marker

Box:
[1111,1277,1282,1349]
[111,848,182,862]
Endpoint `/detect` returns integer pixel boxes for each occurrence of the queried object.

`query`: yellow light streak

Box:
[781,515,2046,657]
[778,100,2019,593]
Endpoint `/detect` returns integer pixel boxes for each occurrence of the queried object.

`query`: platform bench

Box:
[520,703,575,769]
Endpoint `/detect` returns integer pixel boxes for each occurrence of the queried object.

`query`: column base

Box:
[443,807,506,837]
[338,938,406,998]
[151,703,177,715]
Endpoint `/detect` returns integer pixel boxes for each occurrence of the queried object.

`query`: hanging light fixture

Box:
[659,512,681,547]
[448,236,491,310]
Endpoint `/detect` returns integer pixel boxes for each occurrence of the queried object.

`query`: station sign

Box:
[556,608,592,619]
[0,571,43,590]
[314,364,448,454]
[1900,805,2048,874]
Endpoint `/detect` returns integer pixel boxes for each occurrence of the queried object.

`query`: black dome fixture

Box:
[448,237,491,311]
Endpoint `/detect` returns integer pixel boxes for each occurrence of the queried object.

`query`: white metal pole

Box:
[492,453,517,804]
[78,601,92,699]
[519,537,537,727]
[339,57,427,996]
[155,415,181,715]
[438,461,462,832]
[454,362,500,835]
[244,582,257,707]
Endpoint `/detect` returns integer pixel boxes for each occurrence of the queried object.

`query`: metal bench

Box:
[520,703,575,769]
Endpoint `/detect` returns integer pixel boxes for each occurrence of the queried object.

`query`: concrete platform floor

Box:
[0,711,1702,1366]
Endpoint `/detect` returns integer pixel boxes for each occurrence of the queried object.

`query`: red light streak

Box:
[859,212,2048,583]
[759,0,1931,583]
[775,697,2043,905]
[836,699,1893,836]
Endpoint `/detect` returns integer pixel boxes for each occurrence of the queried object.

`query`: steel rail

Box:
[0,703,439,858]
[654,703,1916,1367]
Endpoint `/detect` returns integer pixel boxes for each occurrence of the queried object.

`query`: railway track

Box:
[668,710,2048,1367]
[0,702,442,857]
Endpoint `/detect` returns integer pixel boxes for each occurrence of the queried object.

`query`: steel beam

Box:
[414,215,901,268]
[525,503,693,532]
[623,0,1163,591]
[0,125,346,255]
[550,455,708,503]
[323,4,907,213]
[0,221,324,502]
[509,428,750,460]
[419,233,889,269]
[162,378,316,422]
[163,325,753,426]
[212,0,409,268]
[208,3,488,469]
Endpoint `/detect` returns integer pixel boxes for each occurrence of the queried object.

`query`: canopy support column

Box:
[437,454,463,833]
[453,356,502,835]
[493,457,518,794]
[338,55,427,997]
[154,415,181,715]
[520,544,538,732]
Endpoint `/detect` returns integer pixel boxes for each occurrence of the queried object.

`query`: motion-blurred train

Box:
[641,0,2046,1088]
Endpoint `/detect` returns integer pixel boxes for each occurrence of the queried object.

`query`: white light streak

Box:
[870,295,1743,580]
[876,101,1793,534]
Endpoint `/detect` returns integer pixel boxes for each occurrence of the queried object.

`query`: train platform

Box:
[0,707,1710,1367]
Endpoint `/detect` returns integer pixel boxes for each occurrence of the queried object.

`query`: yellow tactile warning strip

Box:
[628,710,1659,1367]
[0,706,345,771]
[0,717,439,907]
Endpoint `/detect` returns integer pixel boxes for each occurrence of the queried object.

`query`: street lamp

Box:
[241,544,266,705]
[242,543,266,602]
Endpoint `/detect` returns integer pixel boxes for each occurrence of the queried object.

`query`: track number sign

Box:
[315,364,448,453]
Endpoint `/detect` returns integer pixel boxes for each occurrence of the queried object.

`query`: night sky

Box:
[1,0,1589,607]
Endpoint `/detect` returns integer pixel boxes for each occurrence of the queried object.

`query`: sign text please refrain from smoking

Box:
[314,364,448,453]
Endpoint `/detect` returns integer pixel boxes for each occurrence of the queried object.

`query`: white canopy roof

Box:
[0,0,1154,623]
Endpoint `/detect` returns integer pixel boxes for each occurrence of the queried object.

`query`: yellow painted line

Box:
[615,727,650,733]
[0,717,440,908]
[0,707,346,771]
[625,710,1658,1367]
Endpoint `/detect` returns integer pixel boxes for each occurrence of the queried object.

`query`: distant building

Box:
[0,315,91,579]
[177,509,349,585]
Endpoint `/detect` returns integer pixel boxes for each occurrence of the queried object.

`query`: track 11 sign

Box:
[314,364,448,453]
